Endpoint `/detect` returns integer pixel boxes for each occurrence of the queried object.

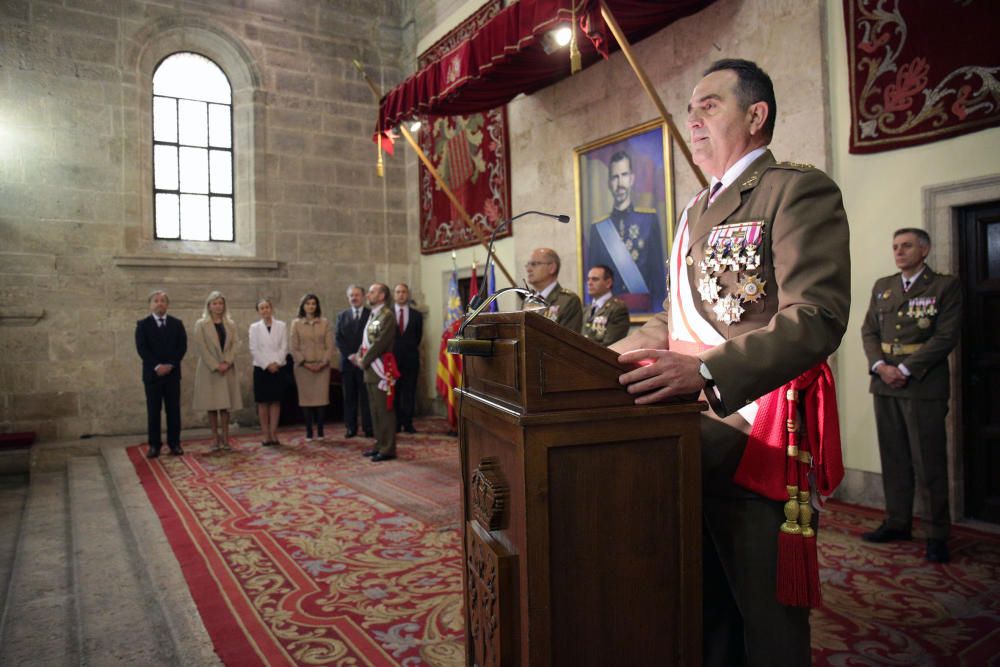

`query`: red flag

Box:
[371,128,398,156]
[435,318,464,431]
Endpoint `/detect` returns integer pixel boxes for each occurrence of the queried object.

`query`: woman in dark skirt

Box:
[248,298,288,445]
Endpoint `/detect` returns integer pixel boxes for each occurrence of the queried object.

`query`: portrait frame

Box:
[574,119,674,323]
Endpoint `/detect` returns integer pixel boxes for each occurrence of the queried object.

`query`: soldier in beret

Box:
[523,247,583,332]
[582,264,630,346]
[860,228,962,564]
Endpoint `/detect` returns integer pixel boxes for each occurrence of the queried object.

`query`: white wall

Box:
[825,0,1000,474]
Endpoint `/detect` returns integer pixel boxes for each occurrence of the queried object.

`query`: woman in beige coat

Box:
[192,290,243,451]
[289,293,332,441]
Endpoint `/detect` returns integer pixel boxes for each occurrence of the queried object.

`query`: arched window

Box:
[152,52,234,242]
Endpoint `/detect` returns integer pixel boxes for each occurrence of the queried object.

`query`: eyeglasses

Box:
[524,261,553,268]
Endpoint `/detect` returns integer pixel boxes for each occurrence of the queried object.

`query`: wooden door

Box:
[958,200,1000,523]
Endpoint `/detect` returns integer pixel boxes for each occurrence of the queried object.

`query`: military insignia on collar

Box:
[739,173,759,188]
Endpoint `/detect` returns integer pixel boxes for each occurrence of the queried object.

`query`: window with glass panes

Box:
[152,52,234,241]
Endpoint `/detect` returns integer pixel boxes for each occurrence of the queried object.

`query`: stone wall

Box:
[0,0,413,440]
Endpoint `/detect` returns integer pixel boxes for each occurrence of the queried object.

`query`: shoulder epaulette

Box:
[773,161,815,171]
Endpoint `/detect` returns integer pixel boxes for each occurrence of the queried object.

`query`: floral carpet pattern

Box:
[813,501,1000,666]
[131,418,1000,666]
[128,417,464,667]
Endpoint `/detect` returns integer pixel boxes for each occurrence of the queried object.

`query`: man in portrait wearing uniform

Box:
[582,264,630,346]
[860,228,962,564]
[611,59,850,667]
[523,247,583,332]
[351,283,399,462]
[587,150,666,314]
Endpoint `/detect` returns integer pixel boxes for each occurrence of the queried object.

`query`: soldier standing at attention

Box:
[860,228,962,564]
[582,264,630,346]
[523,247,583,332]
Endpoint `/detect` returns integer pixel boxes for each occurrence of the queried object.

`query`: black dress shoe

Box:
[861,522,912,543]
[362,449,378,457]
[169,446,184,456]
[371,453,396,462]
[926,539,950,563]
[403,425,416,434]
[146,448,161,459]
[345,430,357,438]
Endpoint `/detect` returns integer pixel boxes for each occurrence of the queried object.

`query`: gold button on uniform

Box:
[686,255,694,266]
[895,324,902,330]
[897,311,903,317]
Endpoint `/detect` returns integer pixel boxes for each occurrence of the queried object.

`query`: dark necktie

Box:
[353,308,359,321]
[709,181,723,202]
[903,279,911,292]
[157,317,165,328]
[398,307,405,333]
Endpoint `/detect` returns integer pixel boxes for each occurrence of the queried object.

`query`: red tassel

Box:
[776,531,809,607]
[804,533,821,607]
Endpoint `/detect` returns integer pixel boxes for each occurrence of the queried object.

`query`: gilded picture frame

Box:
[574,119,674,322]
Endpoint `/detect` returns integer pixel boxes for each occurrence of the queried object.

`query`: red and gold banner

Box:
[844,0,1000,154]
[417,0,510,254]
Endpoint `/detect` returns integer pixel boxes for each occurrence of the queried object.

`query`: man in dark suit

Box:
[335,284,373,438]
[392,283,423,433]
[860,228,962,563]
[613,59,851,666]
[135,289,187,458]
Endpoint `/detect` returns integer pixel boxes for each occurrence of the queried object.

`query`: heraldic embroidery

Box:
[698,220,767,325]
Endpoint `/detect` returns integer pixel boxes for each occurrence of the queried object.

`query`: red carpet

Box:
[128,417,464,667]
[130,420,1000,665]
[813,500,1000,666]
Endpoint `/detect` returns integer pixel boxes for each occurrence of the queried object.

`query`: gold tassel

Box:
[569,5,581,75]
[376,132,384,179]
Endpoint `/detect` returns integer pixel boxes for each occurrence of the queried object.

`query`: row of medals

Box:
[696,238,766,325]
[902,294,937,329]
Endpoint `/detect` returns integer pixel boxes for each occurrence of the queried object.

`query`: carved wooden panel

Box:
[471,456,509,532]
[466,521,516,667]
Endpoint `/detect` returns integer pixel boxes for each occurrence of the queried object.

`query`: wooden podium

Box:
[452,312,705,667]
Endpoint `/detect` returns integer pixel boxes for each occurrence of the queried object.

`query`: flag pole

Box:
[597,0,708,189]
[353,59,517,288]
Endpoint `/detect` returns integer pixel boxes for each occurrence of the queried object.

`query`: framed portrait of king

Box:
[574,119,674,322]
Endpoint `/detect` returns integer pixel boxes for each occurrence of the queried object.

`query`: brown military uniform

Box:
[638,150,851,667]
[534,282,583,332]
[860,267,962,539]
[359,306,397,456]
[582,296,630,346]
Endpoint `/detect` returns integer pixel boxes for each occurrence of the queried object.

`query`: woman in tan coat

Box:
[192,290,243,451]
[290,293,332,441]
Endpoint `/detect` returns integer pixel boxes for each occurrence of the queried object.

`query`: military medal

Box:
[698,275,721,302]
[882,289,892,300]
[713,294,745,325]
[546,304,560,321]
[918,317,931,329]
[737,275,766,303]
[697,220,766,325]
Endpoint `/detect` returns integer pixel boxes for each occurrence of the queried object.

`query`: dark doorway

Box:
[957,200,1000,524]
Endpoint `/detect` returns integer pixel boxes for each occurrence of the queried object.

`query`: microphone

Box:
[468,211,570,312]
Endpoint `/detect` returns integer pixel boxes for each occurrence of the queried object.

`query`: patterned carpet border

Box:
[128,418,465,666]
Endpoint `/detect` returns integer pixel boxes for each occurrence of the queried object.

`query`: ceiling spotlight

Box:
[408,120,421,132]
[554,26,572,47]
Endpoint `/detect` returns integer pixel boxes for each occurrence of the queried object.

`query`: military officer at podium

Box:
[587,149,666,314]
[582,264,630,346]
[524,247,583,332]
[860,228,962,564]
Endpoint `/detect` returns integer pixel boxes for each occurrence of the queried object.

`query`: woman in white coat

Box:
[249,298,288,446]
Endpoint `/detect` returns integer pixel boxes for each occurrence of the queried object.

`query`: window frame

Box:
[151,52,236,243]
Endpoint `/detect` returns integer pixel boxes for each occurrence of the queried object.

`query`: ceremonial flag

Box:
[487,262,498,312]
[436,318,464,431]
[445,268,463,326]
[469,263,478,306]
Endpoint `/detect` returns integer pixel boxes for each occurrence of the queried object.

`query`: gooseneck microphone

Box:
[468,210,570,312]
